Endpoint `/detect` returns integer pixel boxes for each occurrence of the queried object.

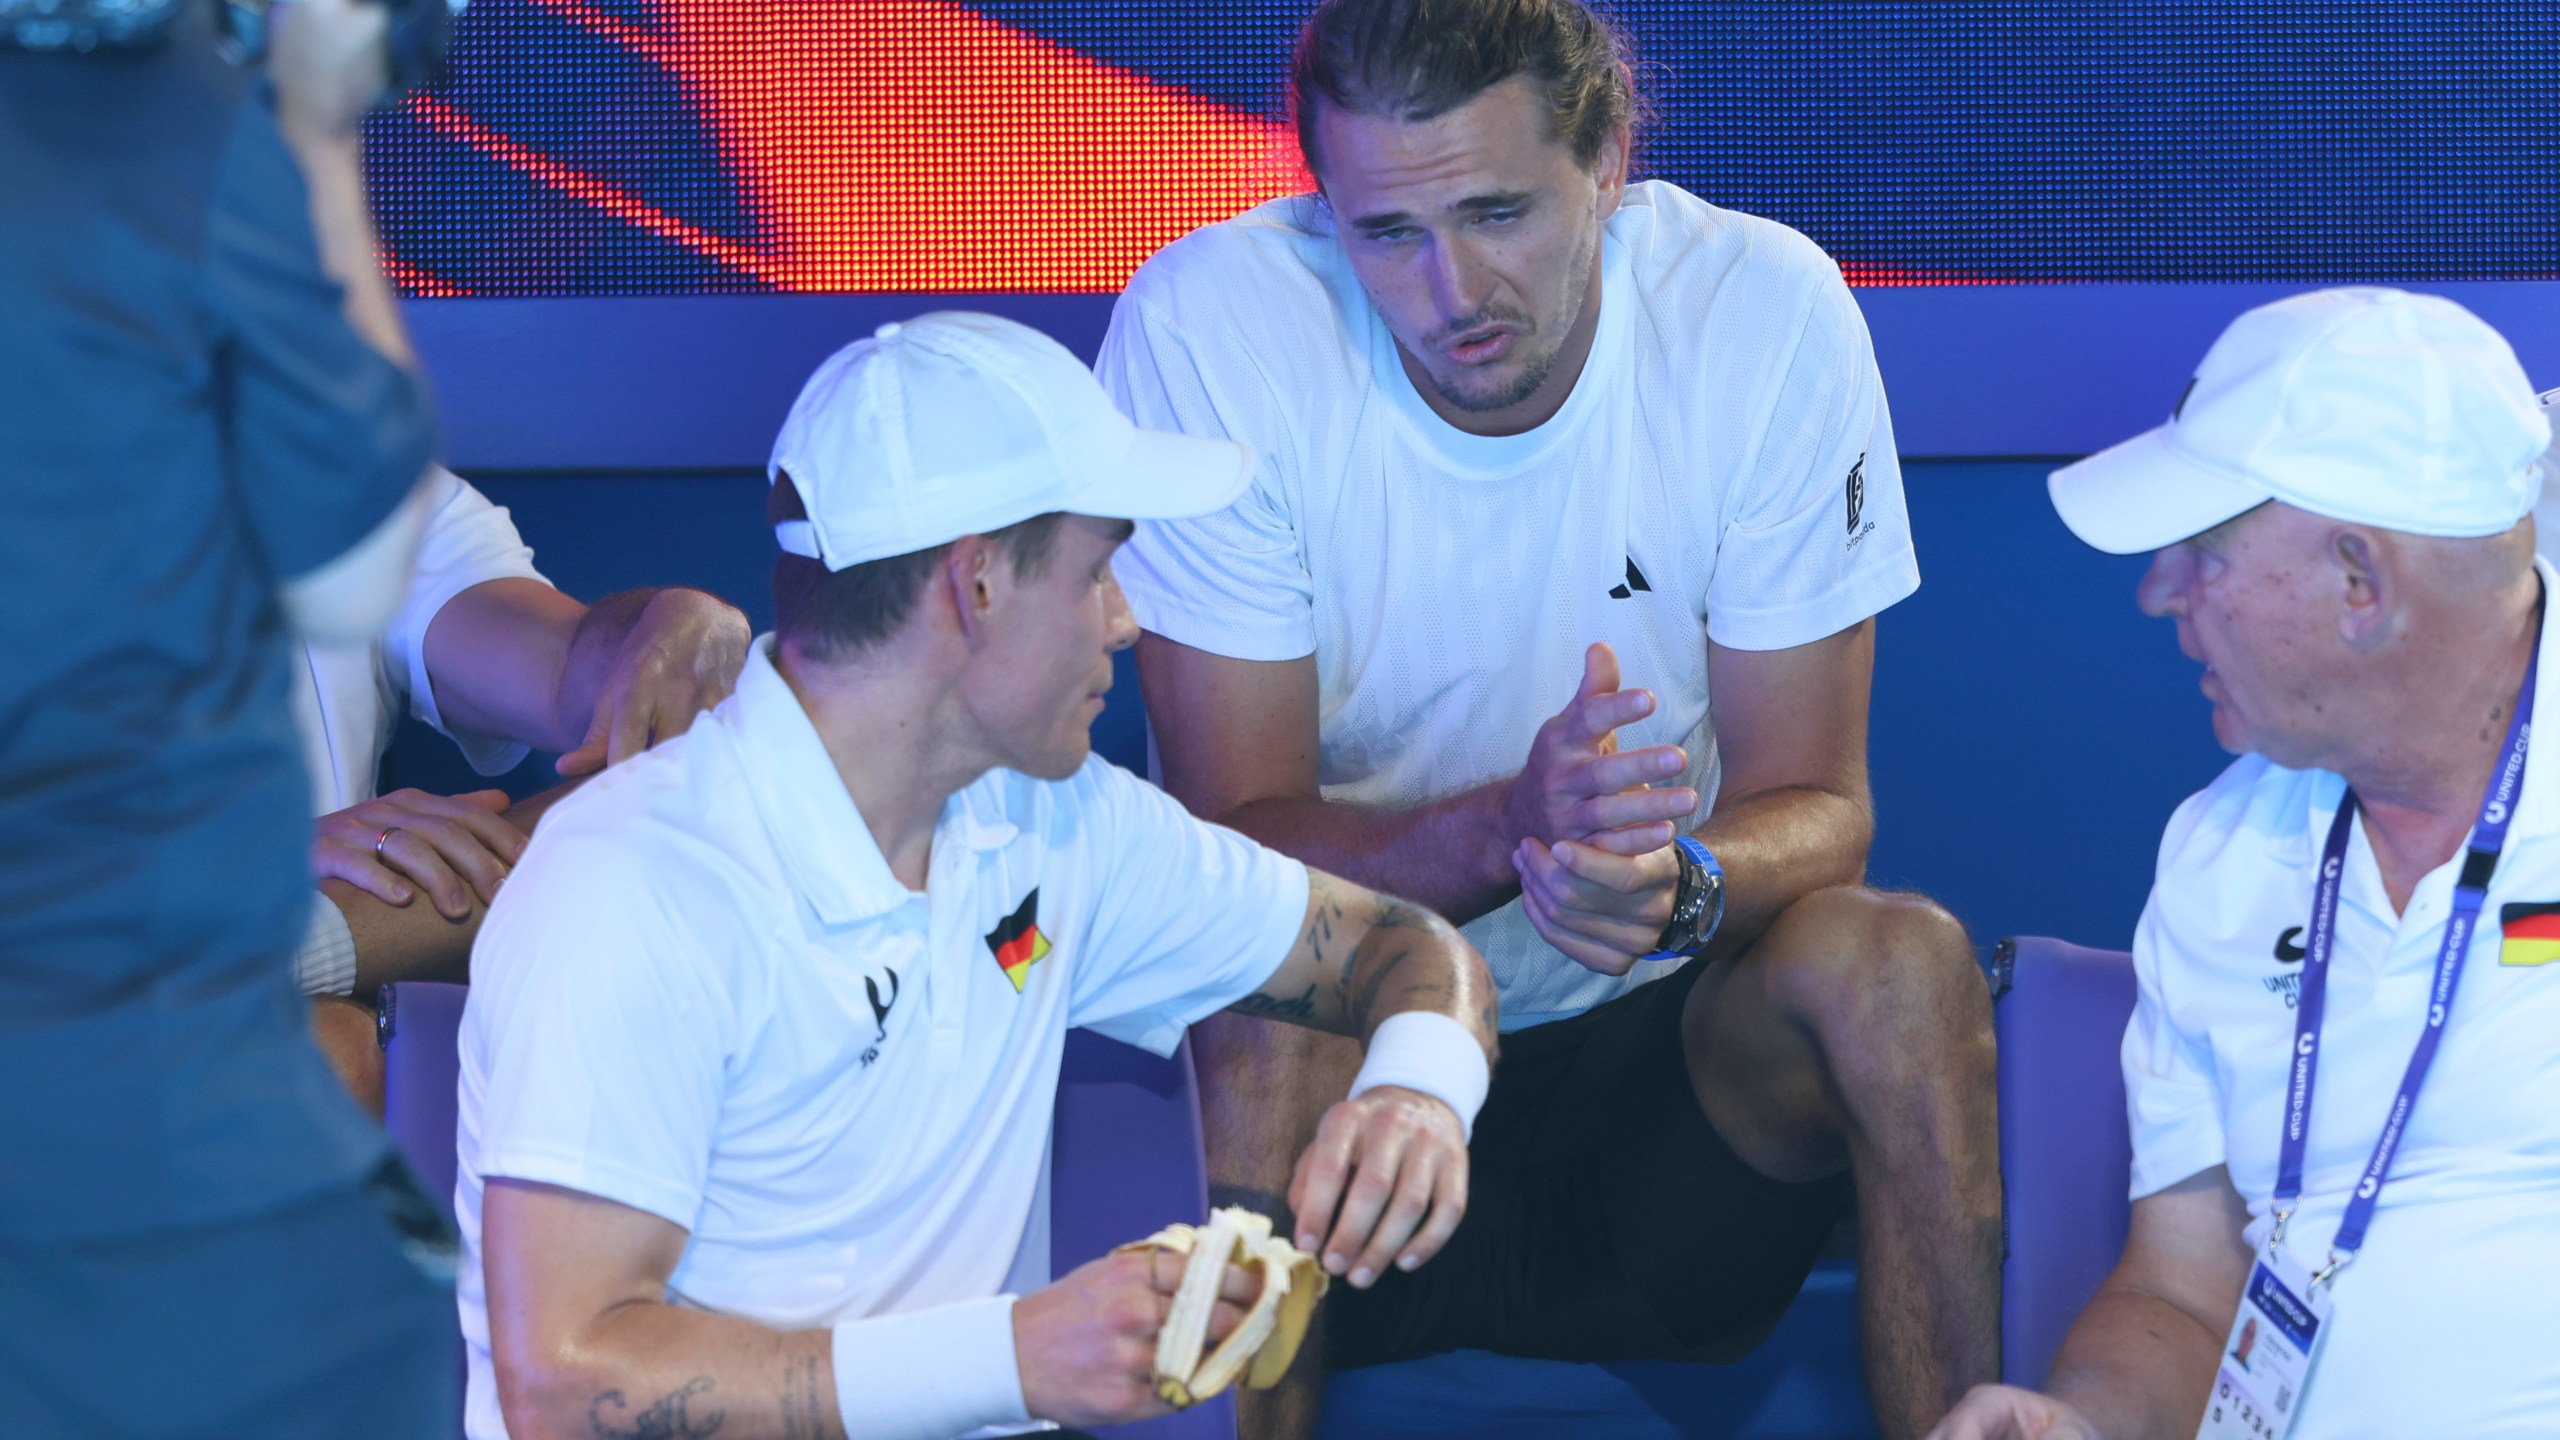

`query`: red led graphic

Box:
[403,0,1307,294]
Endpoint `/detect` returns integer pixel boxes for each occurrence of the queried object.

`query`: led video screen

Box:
[364,0,2560,295]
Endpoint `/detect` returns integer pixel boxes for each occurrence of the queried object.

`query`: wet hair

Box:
[767,471,1064,661]
[1290,0,1638,176]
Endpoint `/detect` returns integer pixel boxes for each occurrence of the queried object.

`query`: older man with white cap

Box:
[452,313,1497,1440]
[1931,286,2560,1440]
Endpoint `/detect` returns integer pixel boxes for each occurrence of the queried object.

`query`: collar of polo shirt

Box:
[723,639,1019,924]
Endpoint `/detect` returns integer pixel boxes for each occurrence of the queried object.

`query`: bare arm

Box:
[1230,870,1501,1052]
[267,0,413,369]
[484,1180,840,1440]
[1138,635,1693,926]
[1927,1167,2252,1440]
[485,1180,1256,1439]
[421,582,751,771]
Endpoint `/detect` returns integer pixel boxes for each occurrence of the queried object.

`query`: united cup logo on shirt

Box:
[986,889,1052,993]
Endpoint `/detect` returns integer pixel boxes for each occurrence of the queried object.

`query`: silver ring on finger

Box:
[375,825,404,858]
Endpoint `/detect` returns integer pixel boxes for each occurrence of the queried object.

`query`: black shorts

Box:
[1328,957,1852,1369]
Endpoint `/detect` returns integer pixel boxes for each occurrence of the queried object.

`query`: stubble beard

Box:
[1420,227,1600,416]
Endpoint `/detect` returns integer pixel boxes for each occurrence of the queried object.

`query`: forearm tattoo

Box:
[589,1377,724,1439]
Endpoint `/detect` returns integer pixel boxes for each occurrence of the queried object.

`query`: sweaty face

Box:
[963,515,1139,781]
[2137,503,2349,768]
[1313,76,1622,433]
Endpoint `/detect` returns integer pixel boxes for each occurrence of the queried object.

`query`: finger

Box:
[311,841,416,906]
[1519,879,1641,975]
[414,789,531,866]
[1200,1294,1252,1346]
[1321,1122,1411,1286]
[1397,1147,1469,1273]
[1575,820,1679,856]
[1561,788,1698,839]
[1561,684,1658,748]
[1287,1107,1362,1256]
[555,703,613,778]
[1581,641,1620,701]
[387,812,521,906]
[1575,744,1689,795]
[1547,839,1675,902]
[1348,1144,1440,1287]
[604,690,656,769]
[377,828,477,919]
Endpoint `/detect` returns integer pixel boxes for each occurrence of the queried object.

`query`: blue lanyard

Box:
[2275,644,2538,1282]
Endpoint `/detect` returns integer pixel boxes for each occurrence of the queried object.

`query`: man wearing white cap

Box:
[455,312,1499,1440]
[1930,287,2560,1440]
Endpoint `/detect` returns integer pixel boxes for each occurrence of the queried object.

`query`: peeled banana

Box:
[1113,1206,1330,1407]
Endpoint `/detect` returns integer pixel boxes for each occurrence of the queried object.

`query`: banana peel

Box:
[1113,1206,1329,1407]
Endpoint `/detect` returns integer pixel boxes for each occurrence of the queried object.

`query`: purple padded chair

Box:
[380,985,1235,1440]
[1989,936,2138,1391]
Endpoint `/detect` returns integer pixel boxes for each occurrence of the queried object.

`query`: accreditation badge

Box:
[2196,1250,2331,1440]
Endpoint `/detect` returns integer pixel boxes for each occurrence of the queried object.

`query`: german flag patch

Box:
[2499,901,2560,967]
[986,889,1052,992]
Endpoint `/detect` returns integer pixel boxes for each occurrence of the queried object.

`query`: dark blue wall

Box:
[388,458,2231,956]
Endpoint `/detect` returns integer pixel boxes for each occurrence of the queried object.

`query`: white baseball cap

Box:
[768,312,1253,569]
[2049,288,2550,555]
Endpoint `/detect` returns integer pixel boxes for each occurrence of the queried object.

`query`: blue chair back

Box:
[1990,936,2139,1390]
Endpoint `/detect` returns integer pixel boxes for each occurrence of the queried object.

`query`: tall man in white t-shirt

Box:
[1098,0,1999,1433]
[1928,291,2560,1440]
[461,313,1501,1440]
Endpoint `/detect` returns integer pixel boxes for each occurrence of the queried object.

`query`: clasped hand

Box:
[1507,642,1697,975]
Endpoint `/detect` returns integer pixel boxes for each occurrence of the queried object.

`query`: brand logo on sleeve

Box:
[986,889,1052,992]
[2499,900,2560,966]
[1844,453,1877,551]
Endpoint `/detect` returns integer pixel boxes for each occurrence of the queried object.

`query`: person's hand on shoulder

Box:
[1014,1247,1257,1427]
[556,589,752,777]
[1286,1083,1470,1291]
[1926,1385,2103,1440]
[312,787,525,920]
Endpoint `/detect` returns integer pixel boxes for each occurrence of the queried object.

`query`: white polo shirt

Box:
[2126,562,2560,1438]
[1102,181,1918,1030]
[454,640,1310,1440]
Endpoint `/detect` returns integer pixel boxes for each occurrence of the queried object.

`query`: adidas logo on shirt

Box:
[1607,558,1652,600]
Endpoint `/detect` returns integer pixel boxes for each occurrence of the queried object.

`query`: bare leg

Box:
[1680,887,2001,1439]
[1192,1010,1363,1440]
[309,994,386,1118]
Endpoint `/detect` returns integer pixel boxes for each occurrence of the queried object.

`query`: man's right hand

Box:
[1926,1385,2102,1440]
[311,787,526,920]
[1014,1248,1256,1428]
[1504,642,1697,857]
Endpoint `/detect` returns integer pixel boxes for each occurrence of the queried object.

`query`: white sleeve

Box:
[2122,886,2230,1201]
[1097,291,1318,663]
[1064,760,1312,1057]
[383,467,551,777]
[469,835,732,1228]
[1704,275,1921,651]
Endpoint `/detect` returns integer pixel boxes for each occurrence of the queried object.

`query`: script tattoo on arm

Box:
[589,1377,725,1439]
[777,1355,828,1440]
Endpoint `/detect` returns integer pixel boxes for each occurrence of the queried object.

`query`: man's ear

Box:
[2333,527,2398,651]
[941,534,1003,646]
[1593,122,1630,218]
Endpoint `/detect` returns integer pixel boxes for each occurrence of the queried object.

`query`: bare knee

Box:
[1759,887,1990,1068]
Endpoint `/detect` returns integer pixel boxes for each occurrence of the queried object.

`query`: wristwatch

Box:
[1647,836,1726,960]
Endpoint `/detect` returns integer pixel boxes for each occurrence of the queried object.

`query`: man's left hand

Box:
[556,589,751,776]
[1285,1085,1469,1291]
[1513,836,1679,976]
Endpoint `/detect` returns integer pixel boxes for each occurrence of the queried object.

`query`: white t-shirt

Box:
[455,640,1311,1440]
[2124,562,2560,1438]
[290,465,548,815]
[1102,182,1919,1029]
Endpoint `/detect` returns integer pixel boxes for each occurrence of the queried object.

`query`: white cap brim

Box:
[1062,423,1256,523]
[2048,424,2274,555]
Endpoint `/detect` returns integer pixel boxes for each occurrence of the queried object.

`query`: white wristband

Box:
[294,896,359,997]
[830,1294,1031,1440]
[1346,1011,1491,1142]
